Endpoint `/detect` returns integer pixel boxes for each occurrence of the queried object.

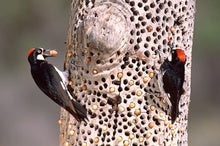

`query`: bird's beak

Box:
[43,50,58,57]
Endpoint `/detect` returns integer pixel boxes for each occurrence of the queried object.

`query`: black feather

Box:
[160,51,185,123]
[28,49,87,122]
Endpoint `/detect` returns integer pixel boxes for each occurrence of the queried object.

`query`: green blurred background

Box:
[0,0,219,145]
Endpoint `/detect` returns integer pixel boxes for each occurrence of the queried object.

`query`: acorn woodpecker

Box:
[27,48,88,122]
[160,48,186,123]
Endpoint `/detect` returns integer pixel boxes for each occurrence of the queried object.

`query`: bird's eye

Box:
[37,49,42,54]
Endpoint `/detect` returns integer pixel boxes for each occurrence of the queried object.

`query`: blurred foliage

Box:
[0,0,69,146]
[0,0,69,73]
[194,0,220,53]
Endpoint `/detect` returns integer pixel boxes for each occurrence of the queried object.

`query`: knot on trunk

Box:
[81,2,133,58]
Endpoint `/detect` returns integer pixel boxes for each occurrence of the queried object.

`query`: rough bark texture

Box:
[59,0,196,145]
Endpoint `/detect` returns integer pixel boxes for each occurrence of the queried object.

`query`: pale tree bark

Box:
[59,0,196,145]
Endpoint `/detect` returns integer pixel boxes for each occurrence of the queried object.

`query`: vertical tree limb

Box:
[59,0,196,145]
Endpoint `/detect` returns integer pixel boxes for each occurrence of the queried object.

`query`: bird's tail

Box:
[170,93,181,123]
[71,100,88,122]
[171,103,179,124]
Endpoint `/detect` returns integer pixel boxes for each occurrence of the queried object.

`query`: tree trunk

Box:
[59,0,196,145]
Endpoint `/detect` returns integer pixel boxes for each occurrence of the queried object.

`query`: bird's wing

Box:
[31,62,87,121]
[33,63,77,113]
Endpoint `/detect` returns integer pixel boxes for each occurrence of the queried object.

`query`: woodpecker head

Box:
[168,48,186,63]
[27,48,58,65]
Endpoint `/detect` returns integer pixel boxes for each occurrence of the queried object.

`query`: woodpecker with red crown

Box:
[160,48,186,123]
[27,48,88,122]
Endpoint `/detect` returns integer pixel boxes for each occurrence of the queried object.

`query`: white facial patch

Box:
[36,54,45,60]
[168,54,172,62]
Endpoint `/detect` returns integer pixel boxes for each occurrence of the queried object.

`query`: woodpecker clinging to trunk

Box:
[27,48,88,122]
[160,48,186,123]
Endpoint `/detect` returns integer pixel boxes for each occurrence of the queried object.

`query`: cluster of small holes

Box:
[124,0,193,60]
[64,0,195,145]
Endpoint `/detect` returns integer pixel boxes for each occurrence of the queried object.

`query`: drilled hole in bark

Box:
[129,1,135,6]
[146,13,152,19]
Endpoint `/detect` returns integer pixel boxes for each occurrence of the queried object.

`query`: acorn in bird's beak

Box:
[43,49,58,57]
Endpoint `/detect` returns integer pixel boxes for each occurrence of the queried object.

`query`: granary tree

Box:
[59,0,196,145]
